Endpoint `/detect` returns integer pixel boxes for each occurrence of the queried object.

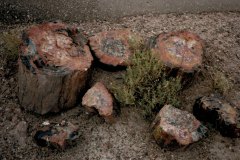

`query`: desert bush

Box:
[111,41,182,119]
[211,70,232,95]
[2,30,21,62]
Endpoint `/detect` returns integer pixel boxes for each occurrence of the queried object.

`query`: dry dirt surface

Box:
[0,12,240,160]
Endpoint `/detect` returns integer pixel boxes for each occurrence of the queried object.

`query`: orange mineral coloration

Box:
[152,31,204,72]
[21,22,93,73]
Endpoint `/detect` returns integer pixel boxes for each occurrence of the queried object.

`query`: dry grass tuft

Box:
[211,70,233,95]
[1,30,21,62]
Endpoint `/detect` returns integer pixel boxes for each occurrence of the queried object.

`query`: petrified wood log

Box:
[89,29,140,67]
[18,22,93,115]
[150,31,204,73]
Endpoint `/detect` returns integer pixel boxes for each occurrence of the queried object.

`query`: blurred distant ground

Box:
[0,12,240,160]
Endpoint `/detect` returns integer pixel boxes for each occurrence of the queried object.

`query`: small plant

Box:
[2,30,21,62]
[111,40,182,119]
[211,70,233,95]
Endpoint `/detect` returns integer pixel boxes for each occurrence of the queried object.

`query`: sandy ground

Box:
[0,12,240,160]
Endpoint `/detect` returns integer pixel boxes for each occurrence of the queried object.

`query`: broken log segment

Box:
[18,22,93,115]
[193,95,240,138]
[89,29,141,67]
[150,31,204,73]
[151,105,207,147]
[82,82,114,123]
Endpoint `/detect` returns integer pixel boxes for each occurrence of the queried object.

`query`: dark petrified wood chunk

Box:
[34,121,79,150]
[193,95,240,137]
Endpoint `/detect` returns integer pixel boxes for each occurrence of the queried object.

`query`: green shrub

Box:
[111,44,182,119]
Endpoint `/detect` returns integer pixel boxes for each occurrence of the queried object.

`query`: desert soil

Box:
[0,12,240,160]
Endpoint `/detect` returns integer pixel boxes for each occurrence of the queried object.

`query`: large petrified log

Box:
[89,29,141,67]
[18,22,93,115]
[150,31,204,73]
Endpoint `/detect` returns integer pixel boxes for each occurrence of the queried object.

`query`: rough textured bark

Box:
[150,31,204,73]
[18,22,93,115]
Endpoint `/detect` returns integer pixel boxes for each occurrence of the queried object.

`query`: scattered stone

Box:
[42,120,50,126]
[18,22,93,114]
[82,82,114,123]
[151,105,207,147]
[89,29,141,67]
[150,31,204,73]
[10,121,28,147]
[34,121,79,150]
[193,95,240,137]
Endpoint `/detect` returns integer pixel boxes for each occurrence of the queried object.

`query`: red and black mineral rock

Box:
[150,31,204,73]
[151,105,207,147]
[34,121,79,150]
[89,29,141,67]
[193,95,240,138]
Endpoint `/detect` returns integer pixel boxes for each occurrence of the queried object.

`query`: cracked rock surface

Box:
[151,105,207,146]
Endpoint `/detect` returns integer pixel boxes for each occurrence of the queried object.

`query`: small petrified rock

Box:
[34,121,79,150]
[89,29,140,67]
[150,31,204,73]
[193,95,240,137]
[151,105,207,147]
[18,22,93,114]
[82,82,114,122]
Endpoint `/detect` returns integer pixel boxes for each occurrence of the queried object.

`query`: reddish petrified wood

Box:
[89,29,140,67]
[151,105,207,147]
[150,31,204,73]
[82,82,114,123]
[34,121,79,150]
[18,22,93,115]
